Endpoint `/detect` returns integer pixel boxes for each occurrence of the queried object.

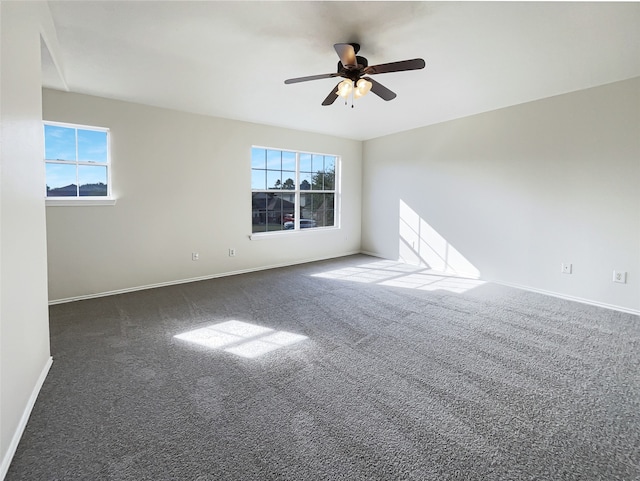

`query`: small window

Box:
[251,147,338,234]
[44,121,111,199]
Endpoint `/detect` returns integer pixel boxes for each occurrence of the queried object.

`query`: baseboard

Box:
[0,356,53,481]
[360,250,639,316]
[49,251,362,305]
[491,280,640,316]
[49,251,639,316]
[358,250,386,259]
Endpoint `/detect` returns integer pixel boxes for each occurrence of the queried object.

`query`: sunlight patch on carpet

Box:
[312,259,485,294]
[174,320,308,358]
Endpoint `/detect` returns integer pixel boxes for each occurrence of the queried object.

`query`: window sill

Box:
[249,226,339,240]
[45,197,117,207]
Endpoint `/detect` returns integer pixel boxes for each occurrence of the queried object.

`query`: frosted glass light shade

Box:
[337,79,353,98]
[354,78,372,99]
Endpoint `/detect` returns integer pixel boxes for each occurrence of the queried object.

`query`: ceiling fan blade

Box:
[322,81,343,106]
[334,43,357,67]
[364,58,426,75]
[366,77,397,101]
[285,73,339,84]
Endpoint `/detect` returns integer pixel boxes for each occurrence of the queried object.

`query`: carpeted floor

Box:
[6,255,640,480]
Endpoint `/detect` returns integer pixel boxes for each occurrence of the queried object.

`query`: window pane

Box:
[312,154,324,173]
[300,193,335,228]
[321,209,335,227]
[300,172,312,190]
[78,165,108,196]
[78,129,108,162]
[282,172,295,190]
[266,193,295,232]
[46,163,77,196]
[299,153,312,172]
[282,151,296,171]
[252,192,268,233]
[324,156,336,173]
[325,193,335,210]
[266,150,281,170]
[323,169,335,190]
[267,171,282,189]
[44,125,76,161]
[300,193,312,220]
[252,193,296,233]
[251,169,266,190]
[251,148,266,169]
[312,173,324,190]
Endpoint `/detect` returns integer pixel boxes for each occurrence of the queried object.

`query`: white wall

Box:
[362,78,640,313]
[44,79,640,312]
[1,2,52,477]
[43,89,362,302]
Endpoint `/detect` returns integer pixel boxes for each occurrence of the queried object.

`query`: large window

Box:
[44,121,111,198]
[251,147,337,234]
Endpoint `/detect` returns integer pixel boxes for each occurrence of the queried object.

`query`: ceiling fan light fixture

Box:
[337,79,353,98]
[354,78,372,99]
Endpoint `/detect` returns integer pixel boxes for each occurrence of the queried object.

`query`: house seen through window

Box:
[251,147,337,233]
[44,121,111,198]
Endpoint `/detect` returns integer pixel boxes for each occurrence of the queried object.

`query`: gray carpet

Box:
[7,255,640,480]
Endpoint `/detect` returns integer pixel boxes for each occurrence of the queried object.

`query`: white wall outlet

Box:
[561,263,572,274]
[192,252,199,261]
[613,270,627,284]
[229,248,236,257]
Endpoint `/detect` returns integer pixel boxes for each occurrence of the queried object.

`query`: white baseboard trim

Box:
[49,251,362,305]
[360,250,639,316]
[1,356,53,481]
[48,251,639,316]
[358,250,386,259]
[491,280,640,316]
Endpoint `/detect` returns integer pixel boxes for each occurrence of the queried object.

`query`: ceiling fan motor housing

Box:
[337,56,369,79]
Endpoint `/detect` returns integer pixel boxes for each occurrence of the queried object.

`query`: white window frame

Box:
[250,146,340,238]
[43,121,116,206]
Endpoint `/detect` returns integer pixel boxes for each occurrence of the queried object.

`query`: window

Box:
[44,121,111,200]
[251,147,337,234]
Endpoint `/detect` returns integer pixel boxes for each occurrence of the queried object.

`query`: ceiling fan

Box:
[284,43,425,106]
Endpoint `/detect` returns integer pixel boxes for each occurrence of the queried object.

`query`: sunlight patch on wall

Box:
[174,320,307,359]
[312,259,485,294]
[399,199,480,278]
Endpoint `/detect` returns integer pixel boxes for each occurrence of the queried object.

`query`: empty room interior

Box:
[2,1,639,480]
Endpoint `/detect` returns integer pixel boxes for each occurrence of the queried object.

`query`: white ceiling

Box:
[42,1,640,141]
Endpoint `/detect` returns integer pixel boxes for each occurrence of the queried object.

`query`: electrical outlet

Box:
[561,263,572,274]
[613,270,627,284]
[229,248,236,257]
[192,252,199,261]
